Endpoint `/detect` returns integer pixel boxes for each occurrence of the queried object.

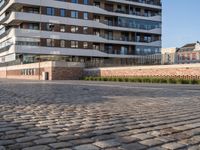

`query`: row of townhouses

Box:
[162,42,200,65]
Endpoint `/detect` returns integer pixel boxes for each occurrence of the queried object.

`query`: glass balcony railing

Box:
[126,0,161,6]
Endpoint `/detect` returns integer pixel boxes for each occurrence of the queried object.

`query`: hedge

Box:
[83,76,200,85]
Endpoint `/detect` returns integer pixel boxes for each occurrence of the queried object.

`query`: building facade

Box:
[0,0,162,66]
[161,47,177,65]
[176,41,200,64]
[162,42,200,65]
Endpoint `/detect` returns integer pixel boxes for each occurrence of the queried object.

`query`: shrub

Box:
[168,78,177,84]
[111,77,117,82]
[142,78,151,83]
[88,76,94,81]
[84,77,89,80]
[108,77,113,81]
[118,78,123,82]
[102,77,108,81]
[178,78,190,84]
[130,78,137,82]
[135,78,142,83]
[124,78,129,82]
[83,76,199,85]
[151,78,161,83]
[160,78,168,83]
[190,79,199,84]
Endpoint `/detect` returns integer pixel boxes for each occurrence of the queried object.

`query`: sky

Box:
[162,0,200,48]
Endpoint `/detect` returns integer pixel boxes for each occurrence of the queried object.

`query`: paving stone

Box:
[1,80,200,150]
[116,136,139,144]
[147,147,167,150]
[188,146,200,150]
[16,136,39,143]
[93,139,120,148]
[49,142,73,148]
[40,133,58,138]
[7,142,34,150]
[162,142,186,150]
[122,142,147,150]
[131,133,154,140]
[22,145,50,150]
[57,135,77,141]
[73,144,99,150]
[70,138,94,146]
[140,139,164,147]
[0,140,15,146]
[0,146,6,150]
[34,137,57,145]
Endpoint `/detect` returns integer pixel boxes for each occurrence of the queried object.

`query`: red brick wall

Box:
[84,65,200,79]
[0,62,84,80]
[52,67,83,80]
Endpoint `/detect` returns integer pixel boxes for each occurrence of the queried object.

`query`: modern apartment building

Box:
[0,0,162,66]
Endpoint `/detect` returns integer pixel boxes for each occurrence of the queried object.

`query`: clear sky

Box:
[162,0,200,48]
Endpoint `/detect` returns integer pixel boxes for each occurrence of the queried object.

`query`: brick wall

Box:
[52,67,83,80]
[84,64,200,79]
[0,61,84,80]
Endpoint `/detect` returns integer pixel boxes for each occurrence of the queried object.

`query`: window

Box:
[46,23,55,31]
[71,26,78,33]
[47,39,55,47]
[83,12,88,20]
[71,11,78,18]
[60,25,66,32]
[47,7,55,16]
[83,26,88,34]
[83,42,88,48]
[26,7,40,14]
[71,41,78,48]
[60,9,65,17]
[83,0,88,5]
[28,23,39,30]
[60,40,65,48]
[71,0,78,3]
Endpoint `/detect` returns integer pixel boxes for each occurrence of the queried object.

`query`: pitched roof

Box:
[181,43,196,49]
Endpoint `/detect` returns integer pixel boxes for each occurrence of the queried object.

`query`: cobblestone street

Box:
[0,80,200,150]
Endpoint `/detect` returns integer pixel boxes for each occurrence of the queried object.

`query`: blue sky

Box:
[162,0,200,48]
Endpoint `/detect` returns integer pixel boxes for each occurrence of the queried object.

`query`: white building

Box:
[0,0,162,66]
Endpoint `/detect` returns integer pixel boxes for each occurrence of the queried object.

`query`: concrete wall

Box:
[0,61,84,80]
[84,63,200,79]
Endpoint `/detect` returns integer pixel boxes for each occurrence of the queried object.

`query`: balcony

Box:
[126,0,161,6]
[104,8,161,18]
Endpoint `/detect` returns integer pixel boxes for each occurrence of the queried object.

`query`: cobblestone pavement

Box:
[0,80,200,150]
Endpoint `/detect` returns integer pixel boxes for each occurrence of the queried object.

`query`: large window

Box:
[46,23,55,31]
[47,7,55,16]
[83,0,88,5]
[135,46,160,55]
[60,9,66,17]
[71,0,78,3]
[47,39,55,47]
[118,17,161,30]
[60,25,66,32]
[83,12,88,20]
[71,11,78,18]
[71,26,79,33]
[71,41,78,48]
[28,23,39,30]
[83,27,88,34]
[60,40,66,48]
[83,42,88,48]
